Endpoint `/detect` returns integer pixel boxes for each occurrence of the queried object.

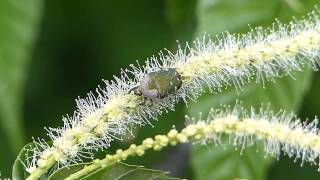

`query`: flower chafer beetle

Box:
[132,68,182,99]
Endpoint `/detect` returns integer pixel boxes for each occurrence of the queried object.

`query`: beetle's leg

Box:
[145,98,153,106]
[129,85,142,96]
[158,92,166,99]
[136,97,146,106]
[176,74,182,89]
[129,86,147,106]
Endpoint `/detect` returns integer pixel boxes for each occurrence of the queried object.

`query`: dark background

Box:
[0,0,320,179]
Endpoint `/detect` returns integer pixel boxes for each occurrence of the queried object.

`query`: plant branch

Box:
[65,106,320,179]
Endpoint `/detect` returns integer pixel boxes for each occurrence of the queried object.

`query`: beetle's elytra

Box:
[132,68,182,99]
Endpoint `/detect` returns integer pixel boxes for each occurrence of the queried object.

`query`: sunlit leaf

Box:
[49,162,181,180]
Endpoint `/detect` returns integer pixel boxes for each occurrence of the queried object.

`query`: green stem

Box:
[26,156,56,180]
[65,160,115,180]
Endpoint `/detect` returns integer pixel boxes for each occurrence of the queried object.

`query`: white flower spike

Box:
[25,9,320,179]
[65,104,320,180]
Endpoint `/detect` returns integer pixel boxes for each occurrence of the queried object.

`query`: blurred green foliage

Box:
[0,0,42,177]
[0,0,320,179]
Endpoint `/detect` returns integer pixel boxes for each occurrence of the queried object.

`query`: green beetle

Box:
[132,68,182,99]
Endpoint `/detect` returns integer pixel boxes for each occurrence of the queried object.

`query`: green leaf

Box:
[190,1,315,180]
[48,163,90,180]
[12,142,35,180]
[0,0,42,175]
[196,0,279,36]
[48,162,181,180]
[12,141,54,180]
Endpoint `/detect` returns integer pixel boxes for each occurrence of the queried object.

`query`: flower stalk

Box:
[25,10,320,179]
[66,106,320,179]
